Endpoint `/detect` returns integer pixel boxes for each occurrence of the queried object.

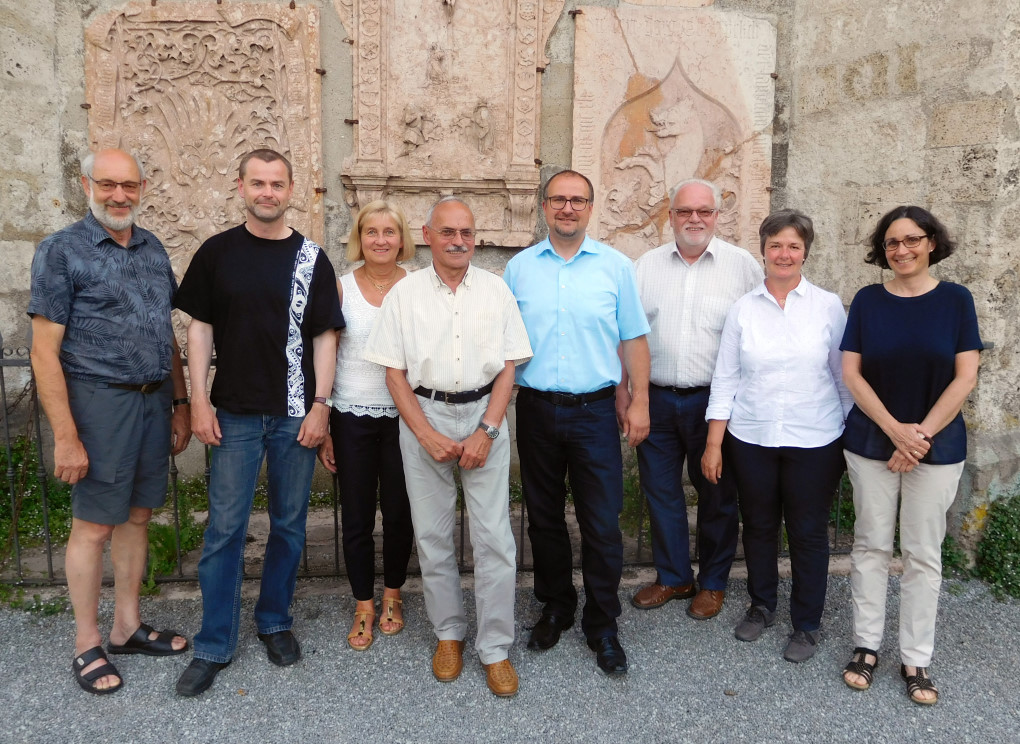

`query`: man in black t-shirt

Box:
[173,149,344,697]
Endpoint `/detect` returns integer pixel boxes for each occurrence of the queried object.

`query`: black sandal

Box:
[842,647,878,691]
[72,646,122,695]
[107,622,188,656]
[901,664,939,705]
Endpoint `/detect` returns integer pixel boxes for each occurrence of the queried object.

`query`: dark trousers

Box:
[516,389,624,640]
[726,433,845,632]
[636,386,739,590]
[330,409,413,601]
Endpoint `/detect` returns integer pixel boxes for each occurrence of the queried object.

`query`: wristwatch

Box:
[313,396,334,408]
[478,420,500,440]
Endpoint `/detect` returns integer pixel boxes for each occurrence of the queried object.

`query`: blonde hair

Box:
[346,200,416,262]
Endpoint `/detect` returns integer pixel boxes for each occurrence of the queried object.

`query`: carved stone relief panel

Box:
[572,7,776,258]
[84,2,324,280]
[336,0,564,246]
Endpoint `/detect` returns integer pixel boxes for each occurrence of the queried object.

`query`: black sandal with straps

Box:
[901,664,939,705]
[842,647,879,691]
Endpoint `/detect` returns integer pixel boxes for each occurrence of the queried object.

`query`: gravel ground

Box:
[3,570,1019,744]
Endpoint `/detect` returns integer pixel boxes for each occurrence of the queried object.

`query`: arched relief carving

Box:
[84,2,324,281]
[337,0,564,246]
[572,7,776,259]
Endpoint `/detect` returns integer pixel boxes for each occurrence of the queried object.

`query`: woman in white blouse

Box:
[701,210,851,663]
[318,201,416,651]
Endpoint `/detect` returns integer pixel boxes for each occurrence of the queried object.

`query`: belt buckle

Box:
[139,381,161,394]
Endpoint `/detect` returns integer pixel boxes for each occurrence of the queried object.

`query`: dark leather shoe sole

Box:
[176,658,230,697]
[258,631,302,667]
[527,614,574,651]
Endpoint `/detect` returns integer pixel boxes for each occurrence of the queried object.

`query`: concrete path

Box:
[4,569,1019,743]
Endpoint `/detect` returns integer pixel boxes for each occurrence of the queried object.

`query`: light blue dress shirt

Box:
[503,235,650,393]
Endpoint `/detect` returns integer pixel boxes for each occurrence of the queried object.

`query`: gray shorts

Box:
[66,378,173,525]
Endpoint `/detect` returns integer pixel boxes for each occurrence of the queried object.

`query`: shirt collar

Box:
[83,211,146,250]
[428,261,475,289]
[671,235,719,265]
[536,234,599,262]
[752,275,808,299]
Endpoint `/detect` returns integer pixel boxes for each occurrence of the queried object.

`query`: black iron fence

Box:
[1,346,853,587]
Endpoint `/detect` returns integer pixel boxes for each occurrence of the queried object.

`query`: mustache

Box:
[446,245,469,253]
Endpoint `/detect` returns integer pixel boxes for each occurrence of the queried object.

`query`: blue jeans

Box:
[516,389,624,640]
[636,386,738,590]
[193,412,316,662]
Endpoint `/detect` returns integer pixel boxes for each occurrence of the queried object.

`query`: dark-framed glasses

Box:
[670,208,718,220]
[546,195,590,210]
[88,176,141,195]
[883,234,929,251]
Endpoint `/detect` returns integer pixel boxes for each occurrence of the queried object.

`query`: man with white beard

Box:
[29,148,192,695]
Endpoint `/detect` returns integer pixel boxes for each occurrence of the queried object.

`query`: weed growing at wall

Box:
[0,435,72,566]
[142,476,208,593]
[976,493,1020,599]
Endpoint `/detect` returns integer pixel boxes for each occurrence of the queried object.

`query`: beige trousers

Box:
[399,395,517,665]
[845,450,964,667]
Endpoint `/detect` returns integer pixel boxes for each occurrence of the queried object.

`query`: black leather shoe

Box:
[176,658,230,697]
[527,613,574,650]
[258,630,302,667]
[587,636,628,675]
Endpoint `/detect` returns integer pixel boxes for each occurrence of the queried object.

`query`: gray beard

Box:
[89,195,137,232]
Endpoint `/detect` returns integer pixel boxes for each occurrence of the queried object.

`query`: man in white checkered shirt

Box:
[625,179,763,621]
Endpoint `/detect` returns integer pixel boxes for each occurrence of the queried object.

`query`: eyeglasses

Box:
[430,227,476,241]
[883,235,929,251]
[670,208,718,220]
[88,176,141,195]
[546,196,590,210]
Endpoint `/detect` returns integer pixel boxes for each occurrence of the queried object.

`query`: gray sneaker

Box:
[734,605,776,642]
[783,629,821,663]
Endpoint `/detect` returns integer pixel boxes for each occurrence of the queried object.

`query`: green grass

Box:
[976,492,1020,599]
[0,436,73,567]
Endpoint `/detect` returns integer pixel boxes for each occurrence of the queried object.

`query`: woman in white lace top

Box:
[318,201,416,651]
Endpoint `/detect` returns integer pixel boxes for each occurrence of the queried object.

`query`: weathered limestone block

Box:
[929,99,1007,148]
[925,145,998,203]
[571,6,776,258]
[84,2,324,280]
[336,0,564,245]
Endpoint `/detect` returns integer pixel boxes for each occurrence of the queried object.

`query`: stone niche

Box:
[573,7,776,258]
[336,0,564,246]
[84,2,324,279]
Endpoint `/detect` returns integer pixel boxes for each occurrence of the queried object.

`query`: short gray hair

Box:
[80,150,147,183]
[424,195,471,227]
[669,178,722,210]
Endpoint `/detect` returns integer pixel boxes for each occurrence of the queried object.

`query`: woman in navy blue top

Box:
[839,206,981,706]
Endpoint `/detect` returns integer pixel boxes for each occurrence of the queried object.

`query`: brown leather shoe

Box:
[484,658,519,697]
[631,582,696,609]
[687,589,725,620]
[432,640,465,682]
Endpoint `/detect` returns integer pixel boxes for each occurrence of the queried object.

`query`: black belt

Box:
[414,381,494,404]
[109,380,166,394]
[520,385,616,407]
[651,383,710,396]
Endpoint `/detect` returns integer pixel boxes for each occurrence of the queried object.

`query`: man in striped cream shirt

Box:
[365,197,532,697]
[629,179,763,621]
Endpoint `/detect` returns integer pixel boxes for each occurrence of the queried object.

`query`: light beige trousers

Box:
[399,395,517,665]
[845,450,964,667]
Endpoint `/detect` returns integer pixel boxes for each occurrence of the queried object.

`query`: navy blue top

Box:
[840,282,982,464]
[174,225,344,417]
[28,213,177,383]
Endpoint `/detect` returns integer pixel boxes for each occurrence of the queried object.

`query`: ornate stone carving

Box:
[572,7,776,258]
[337,0,564,246]
[84,2,324,280]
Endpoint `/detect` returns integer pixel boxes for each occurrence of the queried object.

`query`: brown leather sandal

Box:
[842,647,878,691]
[901,664,939,705]
[347,610,375,651]
[380,597,404,636]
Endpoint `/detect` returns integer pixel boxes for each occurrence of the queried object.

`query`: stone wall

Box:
[2,0,1017,537]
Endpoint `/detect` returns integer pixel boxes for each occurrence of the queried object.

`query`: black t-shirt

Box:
[175,224,344,416]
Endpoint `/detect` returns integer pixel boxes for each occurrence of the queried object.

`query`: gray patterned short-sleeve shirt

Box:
[28,212,177,383]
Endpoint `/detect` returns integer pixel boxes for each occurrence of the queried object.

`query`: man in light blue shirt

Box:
[504,169,650,676]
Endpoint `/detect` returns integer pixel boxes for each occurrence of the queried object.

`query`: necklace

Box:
[362,268,398,292]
